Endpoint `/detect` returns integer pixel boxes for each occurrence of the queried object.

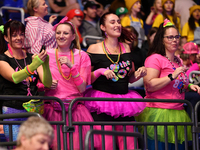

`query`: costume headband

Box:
[0,25,4,34]
[53,16,76,33]
[163,19,174,27]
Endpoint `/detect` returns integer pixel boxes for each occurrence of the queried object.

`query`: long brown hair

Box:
[162,3,179,29]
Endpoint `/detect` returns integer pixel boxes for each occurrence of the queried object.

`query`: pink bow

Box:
[53,16,69,31]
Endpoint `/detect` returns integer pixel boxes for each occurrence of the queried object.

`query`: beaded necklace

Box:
[165,55,188,93]
[102,41,121,64]
[8,44,32,96]
[55,48,74,80]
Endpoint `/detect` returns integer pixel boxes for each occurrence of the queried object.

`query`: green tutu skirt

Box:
[135,107,192,144]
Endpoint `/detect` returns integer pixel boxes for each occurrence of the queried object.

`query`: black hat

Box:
[84,1,100,10]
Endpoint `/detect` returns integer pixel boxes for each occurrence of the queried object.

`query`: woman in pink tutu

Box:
[84,12,147,150]
[42,16,99,150]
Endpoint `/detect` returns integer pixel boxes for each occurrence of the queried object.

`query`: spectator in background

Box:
[14,116,54,150]
[48,0,80,16]
[152,0,181,34]
[80,1,103,47]
[125,26,146,71]
[182,5,200,45]
[66,9,84,43]
[24,0,57,54]
[121,0,145,48]
[115,7,128,21]
[141,27,158,56]
[145,0,163,25]
[175,0,196,28]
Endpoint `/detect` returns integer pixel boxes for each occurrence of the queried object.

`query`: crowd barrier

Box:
[0,96,199,150]
[0,95,67,150]
[84,129,145,150]
[68,97,197,150]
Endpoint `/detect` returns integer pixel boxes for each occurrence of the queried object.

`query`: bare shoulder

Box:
[121,42,131,53]
[87,42,103,54]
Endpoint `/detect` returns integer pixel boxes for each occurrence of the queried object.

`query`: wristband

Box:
[93,68,108,78]
[168,74,174,81]
[70,65,83,86]
[188,83,193,91]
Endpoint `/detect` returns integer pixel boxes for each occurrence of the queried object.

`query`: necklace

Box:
[8,44,32,96]
[165,55,188,93]
[55,48,74,80]
[102,41,121,64]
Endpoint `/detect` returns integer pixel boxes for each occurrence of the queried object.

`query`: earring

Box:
[105,32,108,38]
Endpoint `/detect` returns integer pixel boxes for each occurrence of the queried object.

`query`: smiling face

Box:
[21,133,51,150]
[34,0,48,18]
[4,28,25,50]
[55,24,75,49]
[163,27,180,54]
[100,14,121,38]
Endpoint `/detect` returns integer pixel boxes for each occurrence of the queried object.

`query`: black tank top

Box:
[89,52,132,94]
[0,53,39,109]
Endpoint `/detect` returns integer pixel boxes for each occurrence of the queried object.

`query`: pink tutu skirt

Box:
[43,103,100,150]
[84,87,146,118]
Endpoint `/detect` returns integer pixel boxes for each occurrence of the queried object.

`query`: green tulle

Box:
[135,107,192,144]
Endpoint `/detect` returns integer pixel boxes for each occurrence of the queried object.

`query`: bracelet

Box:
[26,65,34,75]
[25,67,31,76]
[188,83,193,91]
[72,73,80,78]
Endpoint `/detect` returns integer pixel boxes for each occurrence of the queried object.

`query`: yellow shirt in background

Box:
[121,15,144,28]
[182,22,199,42]
[152,14,181,34]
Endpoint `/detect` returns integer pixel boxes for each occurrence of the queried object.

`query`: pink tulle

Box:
[84,87,146,118]
[43,103,100,150]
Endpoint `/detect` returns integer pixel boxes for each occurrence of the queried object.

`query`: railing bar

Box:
[57,125,61,150]
[112,125,116,150]
[90,125,94,150]
[134,125,137,149]
[184,125,188,150]
[174,125,178,150]
[164,125,168,150]
[144,125,148,149]
[79,125,83,150]
[123,125,127,150]
[154,125,158,150]
[101,125,105,150]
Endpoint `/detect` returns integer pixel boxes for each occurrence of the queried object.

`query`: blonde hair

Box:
[16,116,54,146]
[27,0,40,16]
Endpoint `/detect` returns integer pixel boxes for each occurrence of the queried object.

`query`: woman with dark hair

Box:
[152,0,181,33]
[0,20,52,141]
[182,5,200,44]
[84,12,147,150]
[136,19,200,150]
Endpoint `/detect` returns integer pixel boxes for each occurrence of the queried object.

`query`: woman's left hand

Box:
[58,56,73,68]
[49,15,57,24]
[190,84,200,94]
[135,66,147,78]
